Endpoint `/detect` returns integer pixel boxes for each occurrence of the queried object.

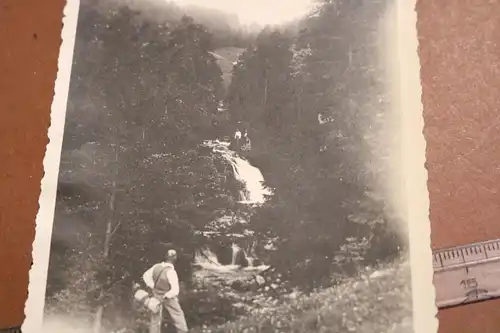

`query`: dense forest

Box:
[44,0,410,332]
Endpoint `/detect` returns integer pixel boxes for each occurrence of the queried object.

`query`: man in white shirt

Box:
[143,249,188,333]
[234,129,242,140]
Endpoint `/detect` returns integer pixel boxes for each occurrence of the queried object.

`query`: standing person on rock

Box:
[233,128,242,151]
[143,249,189,333]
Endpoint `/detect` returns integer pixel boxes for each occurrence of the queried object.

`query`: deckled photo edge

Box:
[396,0,439,332]
[22,0,81,331]
[21,0,437,332]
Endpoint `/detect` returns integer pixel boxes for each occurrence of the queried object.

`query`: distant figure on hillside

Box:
[241,130,251,151]
[233,129,242,151]
[143,249,188,333]
[234,129,242,141]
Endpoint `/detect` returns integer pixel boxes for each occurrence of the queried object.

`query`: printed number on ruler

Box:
[433,239,500,308]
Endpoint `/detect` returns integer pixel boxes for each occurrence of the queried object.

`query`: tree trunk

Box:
[93,182,116,333]
[93,144,118,333]
[263,78,268,106]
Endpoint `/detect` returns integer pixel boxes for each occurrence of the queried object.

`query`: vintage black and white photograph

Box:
[23,0,434,332]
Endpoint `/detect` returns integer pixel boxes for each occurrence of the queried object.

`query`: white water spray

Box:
[194,246,269,272]
[191,140,273,271]
[231,243,240,265]
[203,140,272,205]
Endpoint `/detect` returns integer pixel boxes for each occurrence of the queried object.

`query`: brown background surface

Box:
[419,1,500,332]
[0,0,499,331]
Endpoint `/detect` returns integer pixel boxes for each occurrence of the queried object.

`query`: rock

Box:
[270,283,278,290]
[255,275,265,285]
[230,280,250,292]
[233,302,246,309]
[369,269,390,278]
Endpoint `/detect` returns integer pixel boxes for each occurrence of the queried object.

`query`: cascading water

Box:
[193,139,272,272]
[203,140,272,205]
[231,243,240,265]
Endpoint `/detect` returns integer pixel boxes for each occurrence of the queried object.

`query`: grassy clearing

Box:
[212,47,245,88]
[193,258,413,333]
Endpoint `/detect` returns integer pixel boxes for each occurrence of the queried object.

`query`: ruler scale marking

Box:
[434,238,500,309]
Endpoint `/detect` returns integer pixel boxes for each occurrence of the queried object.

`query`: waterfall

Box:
[228,243,256,268]
[194,246,268,271]
[246,256,255,267]
[192,139,272,275]
[203,140,272,204]
[194,248,227,269]
[245,240,258,267]
[231,243,240,265]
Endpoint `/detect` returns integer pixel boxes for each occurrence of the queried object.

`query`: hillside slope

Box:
[211,47,245,89]
[196,259,413,333]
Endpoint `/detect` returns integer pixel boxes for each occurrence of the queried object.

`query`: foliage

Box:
[193,259,413,333]
[47,2,239,324]
[224,0,402,290]
[46,0,407,331]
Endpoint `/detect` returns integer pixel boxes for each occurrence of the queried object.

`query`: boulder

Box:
[255,275,265,286]
[230,280,250,292]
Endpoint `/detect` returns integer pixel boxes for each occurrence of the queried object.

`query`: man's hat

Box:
[166,249,177,258]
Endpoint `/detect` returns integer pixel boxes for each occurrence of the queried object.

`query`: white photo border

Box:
[22,0,80,331]
[22,0,438,332]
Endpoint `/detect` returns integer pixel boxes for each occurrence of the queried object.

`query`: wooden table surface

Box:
[419,1,500,332]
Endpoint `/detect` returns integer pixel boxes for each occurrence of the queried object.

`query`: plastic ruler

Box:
[433,238,500,308]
